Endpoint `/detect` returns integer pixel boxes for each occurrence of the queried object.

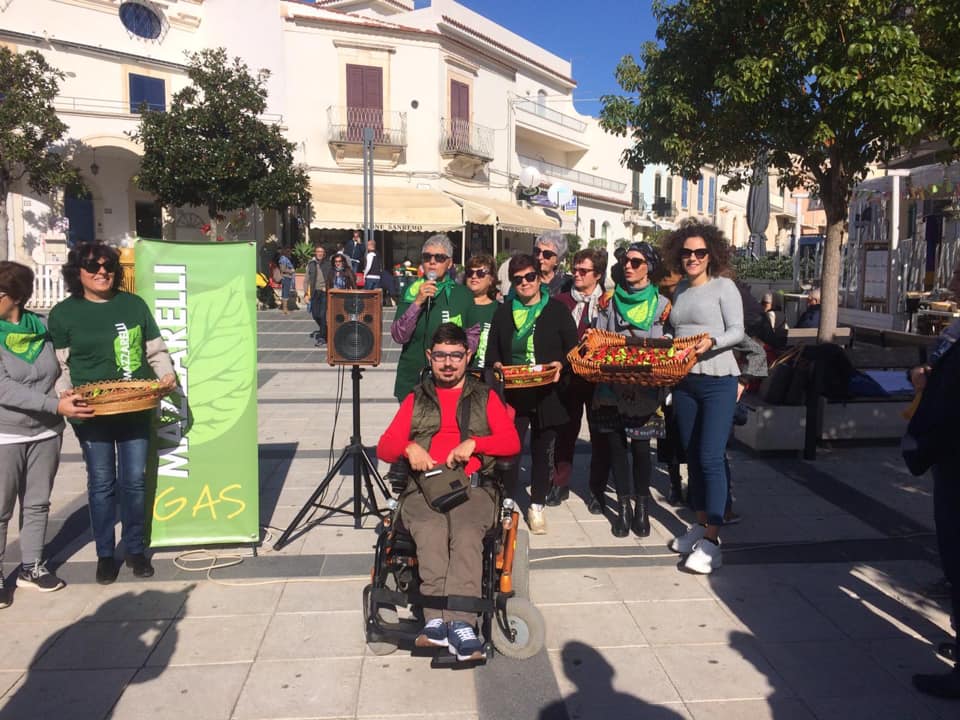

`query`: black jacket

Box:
[486,297,578,428]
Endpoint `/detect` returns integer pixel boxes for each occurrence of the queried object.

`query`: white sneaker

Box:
[683,539,722,574]
[668,524,705,554]
[527,506,547,535]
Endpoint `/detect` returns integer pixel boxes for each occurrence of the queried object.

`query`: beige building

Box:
[2,0,637,290]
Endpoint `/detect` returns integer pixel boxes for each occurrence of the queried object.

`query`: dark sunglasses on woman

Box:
[533,247,557,260]
[81,259,118,274]
[511,271,538,285]
[680,248,709,260]
[422,252,450,263]
[624,257,647,269]
[465,268,490,279]
[572,266,596,276]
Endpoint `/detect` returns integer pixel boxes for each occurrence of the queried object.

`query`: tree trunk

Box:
[207,206,219,242]
[0,195,8,262]
[817,180,848,344]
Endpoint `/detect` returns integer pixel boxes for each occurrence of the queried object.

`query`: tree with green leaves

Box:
[601,1,960,341]
[0,48,81,262]
[134,48,309,241]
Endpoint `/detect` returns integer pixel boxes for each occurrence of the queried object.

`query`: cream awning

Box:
[310,183,464,232]
[446,193,559,234]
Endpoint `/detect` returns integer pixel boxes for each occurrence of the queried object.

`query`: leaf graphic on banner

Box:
[183,274,255,446]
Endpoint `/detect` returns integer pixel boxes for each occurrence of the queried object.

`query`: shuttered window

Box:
[129,73,165,113]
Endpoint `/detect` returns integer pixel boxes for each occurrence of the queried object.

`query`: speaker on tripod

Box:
[327,289,382,366]
[273,288,389,549]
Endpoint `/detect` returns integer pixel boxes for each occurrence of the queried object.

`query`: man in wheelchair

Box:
[376,323,521,661]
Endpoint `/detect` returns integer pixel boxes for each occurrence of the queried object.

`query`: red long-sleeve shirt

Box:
[377,385,520,475]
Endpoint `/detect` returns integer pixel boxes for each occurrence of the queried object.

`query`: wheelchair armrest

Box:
[494,458,514,473]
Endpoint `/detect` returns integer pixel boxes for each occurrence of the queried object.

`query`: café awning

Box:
[310,183,464,232]
[446,192,559,234]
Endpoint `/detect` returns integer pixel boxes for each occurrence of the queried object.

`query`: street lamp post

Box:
[791,191,809,256]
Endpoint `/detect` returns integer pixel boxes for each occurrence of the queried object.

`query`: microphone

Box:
[426,270,437,313]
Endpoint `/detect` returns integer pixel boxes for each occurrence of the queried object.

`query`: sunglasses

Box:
[533,247,557,260]
[465,268,491,279]
[422,252,450,263]
[624,257,648,269]
[430,350,467,362]
[680,248,709,260]
[511,271,538,286]
[573,266,596,276]
[81,259,118,274]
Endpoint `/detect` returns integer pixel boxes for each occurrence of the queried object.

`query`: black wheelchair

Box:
[363,369,545,666]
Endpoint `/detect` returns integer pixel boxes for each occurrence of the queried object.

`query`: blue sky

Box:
[414,0,659,116]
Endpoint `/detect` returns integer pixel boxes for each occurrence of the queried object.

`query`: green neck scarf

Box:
[0,310,48,364]
[613,283,660,331]
[512,291,550,341]
[403,275,455,304]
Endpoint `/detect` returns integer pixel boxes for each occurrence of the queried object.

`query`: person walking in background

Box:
[534,231,572,296]
[486,253,578,534]
[48,243,177,585]
[0,261,95,605]
[277,246,296,315]
[344,230,364,274]
[463,254,498,370]
[662,222,744,574]
[591,242,670,537]
[363,238,383,293]
[550,248,608,509]
[304,245,330,346]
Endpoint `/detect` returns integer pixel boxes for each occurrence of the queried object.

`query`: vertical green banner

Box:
[136,239,259,546]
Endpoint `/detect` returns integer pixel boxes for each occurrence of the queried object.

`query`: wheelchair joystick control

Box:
[386,498,398,512]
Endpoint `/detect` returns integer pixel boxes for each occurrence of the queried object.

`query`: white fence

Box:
[28,264,67,310]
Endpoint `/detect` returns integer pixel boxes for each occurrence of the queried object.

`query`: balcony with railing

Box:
[327,106,407,147]
[54,95,284,124]
[439,117,494,162]
[513,98,589,151]
[518,154,627,195]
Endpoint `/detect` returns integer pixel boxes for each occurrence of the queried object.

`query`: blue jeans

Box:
[672,374,738,526]
[74,418,151,557]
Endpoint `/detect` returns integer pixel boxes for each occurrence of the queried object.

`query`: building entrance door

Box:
[64,190,94,245]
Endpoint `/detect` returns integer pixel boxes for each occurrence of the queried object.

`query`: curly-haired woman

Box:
[662,222,744,574]
[48,243,176,585]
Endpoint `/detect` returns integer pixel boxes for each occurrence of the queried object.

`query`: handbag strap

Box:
[458,391,472,443]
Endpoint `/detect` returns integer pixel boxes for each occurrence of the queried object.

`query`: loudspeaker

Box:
[327,289,382,366]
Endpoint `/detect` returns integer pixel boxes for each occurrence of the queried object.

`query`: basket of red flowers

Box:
[567,329,707,387]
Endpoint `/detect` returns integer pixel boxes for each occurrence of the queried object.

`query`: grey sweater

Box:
[0,336,64,437]
[669,277,745,376]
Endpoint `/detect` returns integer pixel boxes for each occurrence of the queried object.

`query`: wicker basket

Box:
[567,330,708,387]
[74,379,166,416]
[501,364,558,389]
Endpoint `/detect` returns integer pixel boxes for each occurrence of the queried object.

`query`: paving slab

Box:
[109,663,251,720]
[653,640,786,702]
[233,658,362,720]
[0,668,134,720]
[684,698,816,720]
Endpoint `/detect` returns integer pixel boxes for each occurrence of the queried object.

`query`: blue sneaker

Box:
[415,618,448,648]
[447,621,484,661]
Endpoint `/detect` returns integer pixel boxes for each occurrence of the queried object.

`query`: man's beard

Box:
[434,369,465,389]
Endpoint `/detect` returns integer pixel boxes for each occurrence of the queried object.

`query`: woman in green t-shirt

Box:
[464,254,498,369]
[48,243,176,586]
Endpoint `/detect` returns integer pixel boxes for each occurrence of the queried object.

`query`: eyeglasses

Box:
[465,268,491,279]
[430,350,467,362]
[511,271,538,285]
[573,266,596,276]
[680,248,709,260]
[624,257,647,269]
[422,252,450,264]
[533,247,557,260]
[80,259,118,274]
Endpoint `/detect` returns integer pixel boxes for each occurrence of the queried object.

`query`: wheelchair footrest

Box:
[428,646,490,668]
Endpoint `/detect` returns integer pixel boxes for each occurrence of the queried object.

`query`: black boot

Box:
[612,497,633,538]
[667,465,684,506]
[587,493,604,515]
[632,496,651,537]
[545,485,569,507]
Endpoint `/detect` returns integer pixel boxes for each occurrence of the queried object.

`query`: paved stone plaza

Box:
[0,308,956,719]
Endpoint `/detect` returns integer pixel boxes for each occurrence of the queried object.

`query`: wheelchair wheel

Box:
[363,584,399,656]
[490,597,545,660]
[512,529,530,599]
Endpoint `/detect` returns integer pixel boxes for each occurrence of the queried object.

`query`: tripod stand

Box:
[273,365,391,550]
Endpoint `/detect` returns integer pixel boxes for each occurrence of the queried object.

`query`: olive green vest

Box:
[409,374,496,477]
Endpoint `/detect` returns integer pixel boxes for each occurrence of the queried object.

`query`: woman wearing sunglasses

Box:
[591,242,671,538]
[463,254,498,369]
[326,252,357,290]
[48,243,177,585]
[486,254,578,534]
[534,231,572,296]
[391,235,473,403]
[662,222,744,574]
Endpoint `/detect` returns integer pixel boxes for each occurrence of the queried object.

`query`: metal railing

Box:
[327,106,406,146]
[518,154,627,194]
[54,95,284,123]
[514,98,587,133]
[439,117,494,161]
[28,264,67,310]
